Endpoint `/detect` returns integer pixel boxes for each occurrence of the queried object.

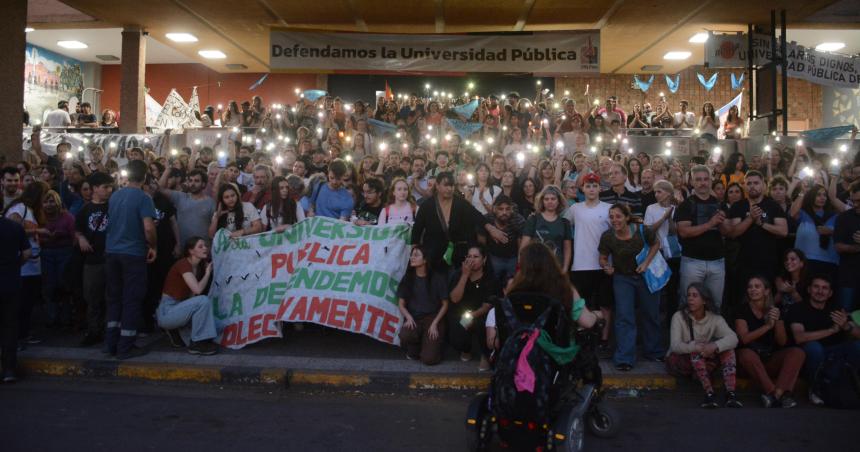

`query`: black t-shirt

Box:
[75,201,110,265]
[448,270,501,315]
[737,303,776,349]
[0,218,29,287]
[78,113,97,124]
[786,301,842,348]
[483,212,525,259]
[673,195,724,260]
[640,190,657,210]
[396,271,449,318]
[729,197,786,273]
[834,209,860,288]
[152,193,177,254]
[355,202,383,225]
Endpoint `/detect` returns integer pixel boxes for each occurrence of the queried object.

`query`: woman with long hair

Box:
[208,183,262,238]
[470,163,501,215]
[379,178,416,225]
[599,203,664,371]
[515,177,539,217]
[37,190,76,328]
[222,101,242,127]
[697,102,719,142]
[723,105,743,139]
[774,248,808,312]
[625,157,643,192]
[157,236,219,355]
[667,283,741,409]
[721,152,747,188]
[396,246,449,365]
[263,176,304,232]
[521,185,572,270]
[448,245,500,371]
[789,183,847,276]
[735,276,805,408]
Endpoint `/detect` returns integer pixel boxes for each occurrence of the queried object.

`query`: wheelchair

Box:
[465,292,620,452]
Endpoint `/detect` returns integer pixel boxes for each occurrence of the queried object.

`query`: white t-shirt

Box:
[564,201,611,271]
[503,143,525,156]
[4,203,40,276]
[221,202,261,232]
[44,109,71,127]
[644,203,676,258]
[261,201,305,230]
[673,111,695,128]
[380,203,415,225]
[470,185,501,215]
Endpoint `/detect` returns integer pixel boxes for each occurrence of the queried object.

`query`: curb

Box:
[19,357,678,391]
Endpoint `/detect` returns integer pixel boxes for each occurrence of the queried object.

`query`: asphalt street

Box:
[0,379,855,452]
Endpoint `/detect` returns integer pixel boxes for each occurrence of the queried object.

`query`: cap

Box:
[582,173,601,184]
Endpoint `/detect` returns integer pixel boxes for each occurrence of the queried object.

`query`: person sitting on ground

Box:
[157,236,218,355]
[735,276,805,408]
[667,283,742,409]
[208,183,262,238]
[397,246,449,366]
[448,245,500,371]
[787,274,860,405]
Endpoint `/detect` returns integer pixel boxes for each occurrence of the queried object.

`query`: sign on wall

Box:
[270,31,600,74]
[705,32,860,88]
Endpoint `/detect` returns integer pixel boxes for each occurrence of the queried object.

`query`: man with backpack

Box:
[787,274,860,405]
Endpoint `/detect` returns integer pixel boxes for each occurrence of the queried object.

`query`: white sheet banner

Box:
[23,131,166,160]
[270,31,600,73]
[209,218,411,349]
[705,32,860,88]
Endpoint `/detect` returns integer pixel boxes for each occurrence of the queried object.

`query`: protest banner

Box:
[705,32,860,88]
[22,130,165,161]
[155,89,196,130]
[209,217,411,349]
[270,31,600,73]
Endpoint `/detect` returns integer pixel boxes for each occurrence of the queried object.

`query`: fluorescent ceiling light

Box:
[166,33,198,43]
[57,41,88,49]
[689,33,709,43]
[198,50,226,59]
[25,27,34,32]
[815,42,845,52]
[663,51,691,60]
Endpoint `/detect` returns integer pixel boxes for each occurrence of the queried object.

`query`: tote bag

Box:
[635,224,672,293]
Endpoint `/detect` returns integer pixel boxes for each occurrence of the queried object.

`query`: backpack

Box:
[491,296,558,438]
[814,356,860,409]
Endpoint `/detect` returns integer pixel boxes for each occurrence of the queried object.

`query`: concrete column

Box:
[119,27,146,134]
[0,0,27,165]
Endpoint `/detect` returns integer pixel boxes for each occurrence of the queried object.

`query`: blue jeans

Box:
[105,253,148,354]
[490,255,517,286]
[800,340,860,380]
[839,287,857,312]
[41,247,73,324]
[612,274,664,366]
[679,257,725,310]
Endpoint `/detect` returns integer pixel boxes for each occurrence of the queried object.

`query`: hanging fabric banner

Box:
[633,74,655,92]
[665,74,681,93]
[697,73,718,91]
[731,73,745,91]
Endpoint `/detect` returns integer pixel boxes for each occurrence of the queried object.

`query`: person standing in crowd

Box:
[721,152,747,188]
[38,190,76,328]
[727,171,788,305]
[75,172,113,346]
[0,215,30,382]
[208,183,263,238]
[565,173,612,352]
[645,180,683,321]
[397,246,449,365]
[353,177,384,226]
[788,274,860,405]
[674,165,729,310]
[379,178,415,225]
[448,245,500,371]
[834,182,860,311]
[242,165,273,211]
[158,168,215,247]
[307,159,354,221]
[142,176,180,334]
[262,176,304,232]
[600,163,643,217]
[482,195,524,285]
[667,283,741,408]
[789,183,847,277]
[157,237,219,355]
[521,185,571,270]
[599,203,664,371]
[735,276,805,408]
[2,167,21,210]
[44,101,71,128]
[639,168,657,208]
[407,156,431,204]
[469,163,501,215]
[104,160,157,360]
[673,100,695,130]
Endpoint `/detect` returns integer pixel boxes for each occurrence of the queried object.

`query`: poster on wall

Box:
[24,44,85,125]
[270,31,600,73]
[705,33,860,88]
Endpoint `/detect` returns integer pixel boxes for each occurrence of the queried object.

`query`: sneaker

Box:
[615,363,633,372]
[116,346,148,360]
[79,334,102,347]
[2,371,17,383]
[460,352,472,362]
[405,353,418,361]
[25,336,42,345]
[478,356,492,372]
[164,329,184,348]
[779,393,798,409]
[701,392,719,409]
[188,341,218,356]
[808,389,825,406]
[725,391,743,408]
[760,393,779,408]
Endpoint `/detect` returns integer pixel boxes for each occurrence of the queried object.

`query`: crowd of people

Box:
[2,89,860,410]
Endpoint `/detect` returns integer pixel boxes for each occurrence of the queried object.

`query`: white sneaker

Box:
[808,389,825,406]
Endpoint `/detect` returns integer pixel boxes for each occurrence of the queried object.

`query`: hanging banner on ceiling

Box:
[705,32,860,88]
[270,31,600,73]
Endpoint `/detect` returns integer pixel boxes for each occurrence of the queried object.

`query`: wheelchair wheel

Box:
[586,402,620,438]
[559,415,586,452]
[465,395,492,451]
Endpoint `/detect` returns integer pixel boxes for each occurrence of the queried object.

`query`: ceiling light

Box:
[689,33,709,43]
[25,27,34,33]
[198,50,226,59]
[57,41,88,49]
[815,42,845,52]
[166,33,198,43]
[663,51,691,60]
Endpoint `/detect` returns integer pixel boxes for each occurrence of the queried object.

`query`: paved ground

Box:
[1,378,855,452]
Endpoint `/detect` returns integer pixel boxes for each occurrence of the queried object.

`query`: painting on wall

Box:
[824,86,860,129]
[24,43,85,125]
